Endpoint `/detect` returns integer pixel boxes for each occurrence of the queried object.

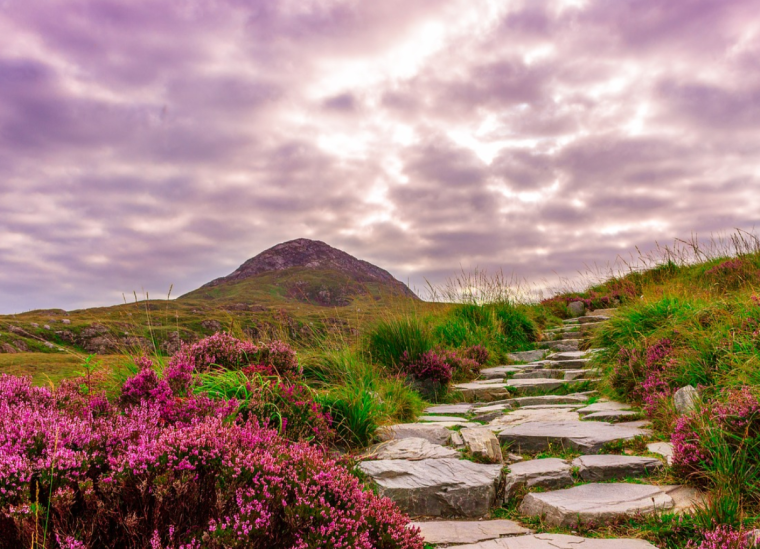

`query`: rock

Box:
[1,343,18,354]
[674,385,699,413]
[582,410,639,422]
[44,342,55,349]
[62,319,70,325]
[536,359,591,369]
[578,316,610,324]
[512,370,564,380]
[489,407,581,429]
[591,308,616,317]
[451,432,466,449]
[81,336,119,354]
[537,340,580,351]
[454,381,511,402]
[472,410,507,423]
[461,427,503,464]
[43,325,51,330]
[420,415,472,423]
[497,421,649,453]
[201,319,222,332]
[30,323,39,328]
[660,485,702,512]
[548,351,592,360]
[572,455,663,481]
[377,423,452,446]
[507,350,547,363]
[160,331,184,355]
[647,442,674,465]
[480,366,522,379]
[12,340,29,352]
[505,378,567,394]
[446,533,658,548]
[80,324,108,338]
[504,458,573,499]
[363,438,459,461]
[358,458,503,518]
[425,404,475,415]
[506,394,589,407]
[567,301,586,318]
[411,519,531,545]
[577,401,631,417]
[519,483,674,527]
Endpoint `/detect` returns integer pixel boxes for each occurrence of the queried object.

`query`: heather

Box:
[0,373,423,549]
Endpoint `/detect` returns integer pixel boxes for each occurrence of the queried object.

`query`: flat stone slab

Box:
[489,408,581,430]
[481,366,522,379]
[577,401,631,417]
[411,519,531,545]
[647,442,674,465]
[538,340,580,351]
[506,378,566,393]
[539,359,592,369]
[506,394,589,407]
[583,410,640,422]
[507,350,547,363]
[497,421,649,453]
[519,483,674,527]
[425,404,475,415]
[447,533,658,548]
[504,458,573,498]
[454,382,511,402]
[364,438,460,461]
[512,370,564,380]
[377,423,452,446]
[461,427,503,464]
[420,415,473,423]
[547,351,592,360]
[359,458,503,518]
[572,455,663,481]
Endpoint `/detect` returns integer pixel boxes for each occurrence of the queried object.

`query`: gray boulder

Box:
[674,385,699,413]
[504,458,573,499]
[572,455,663,481]
[359,458,503,518]
[363,438,459,461]
[461,427,503,464]
[519,483,674,527]
[568,301,586,317]
[376,423,452,446]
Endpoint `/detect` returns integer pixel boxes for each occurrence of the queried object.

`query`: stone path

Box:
[358,310,694,546]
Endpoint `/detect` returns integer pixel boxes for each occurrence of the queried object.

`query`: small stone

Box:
[572,455,663,481]
[43,325,51,330]
[674,385,699,413]
[359,458,503,518]
[44,342,55,349]
[377,423,452,446]
[62,319,70,325]
[647,442,674,465]
[410,519,531,545]
[461,427,503,464]
[568,301,586,317]
[363,438,460,461]
[504,458,573,499]
[451,432,466,449]
[425,404,475,415]
[420,415,472,423]
[507,350,547,363]
[201,319,222,331]
[30,323,39,328]
[519,483,674,527]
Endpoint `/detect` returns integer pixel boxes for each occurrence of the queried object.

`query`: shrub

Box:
[400,350,452,385]
[704,258,760,291]
[169,333,301,379]
[461,344,489,366]
[0,374,423,549]
[366,316,435,368]
[686,525,754,549]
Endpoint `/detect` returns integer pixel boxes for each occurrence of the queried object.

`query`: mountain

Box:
[181,238,418,306]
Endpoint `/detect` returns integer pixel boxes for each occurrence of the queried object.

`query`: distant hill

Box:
[181,238,418,306]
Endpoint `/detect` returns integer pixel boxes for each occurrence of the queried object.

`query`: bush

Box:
[0,374,423,549]
[365,316,435,368]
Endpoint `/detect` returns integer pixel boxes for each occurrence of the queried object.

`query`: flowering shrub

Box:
[704,259,760,290]
[686,525,754,549]
[441,349,481,383]
[169,333,301,379]
[461,344,489,366]
[0,374,422,549]
[672,387,760,480]
[399,350,452,385]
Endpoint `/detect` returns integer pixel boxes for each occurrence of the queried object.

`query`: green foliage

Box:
[365,315,435,368]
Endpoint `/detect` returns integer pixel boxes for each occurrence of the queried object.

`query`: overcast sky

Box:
[1,0,759,313]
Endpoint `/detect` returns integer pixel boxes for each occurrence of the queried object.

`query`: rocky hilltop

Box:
[196,238,418,301]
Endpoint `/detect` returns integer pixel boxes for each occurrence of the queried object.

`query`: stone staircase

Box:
[358,309,692,548]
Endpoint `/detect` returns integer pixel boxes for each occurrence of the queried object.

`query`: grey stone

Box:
[420,415,473,423]
[489,407,581,429]
[30,323,39,328]
[568,301,586,317]
[660,484,702,512]
[481,366,522,379]
[474,403,510,413]
[674,385,699,413]
[647,442,674,465]
[519,483,674,527]
[507,350,547,363]
[201,319,222,331]
[411,519,531,545]
[577,401,631,417]
[512,369,564,380]
[425,404,475,415]
[377,423,452,446]
[537,340,580,351]
[498,421,649,453]
[44,342,55,349]
[62,319,71,325]
[548,351,592,360]
[455,381,511,402]
[461,427,503,464]
[583,410,640,422]
[359,458,503,518]
[504,458,573,499]
[447,533,657,548]
[563,369,593,381]
[43,325,50,330]
[364,438,460,461]
[572,455,663,481]
[450,432,466,449]
[505,378,566,393]
[578,315,610,324]
[473,410,507,423]
[506,394,589,407]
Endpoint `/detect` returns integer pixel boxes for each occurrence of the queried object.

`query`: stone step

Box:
[410,520,531,546]
[562,318,580,324]
[576,401,631,417]
[531,358,591,369]
[358,458,503,518]
[424,403,475,415]
[591,308,617,316]
[377,423,453,446]
[497,420,650,453]
[504,458,573,499]
[578,315,611,324]
[537,339,581,351]
[582,410,640,422]
[547,350,596,360]
[363,438,460,461]
[480,365,523,379]
[519,483,674,527]
[505,394,591,407]
[572,455,664,482]
[506,350,548,363]
[445,534,657,548]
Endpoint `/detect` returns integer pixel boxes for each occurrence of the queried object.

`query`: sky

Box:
[1,0,759,313]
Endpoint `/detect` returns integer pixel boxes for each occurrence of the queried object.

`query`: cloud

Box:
[1,0,759,313]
